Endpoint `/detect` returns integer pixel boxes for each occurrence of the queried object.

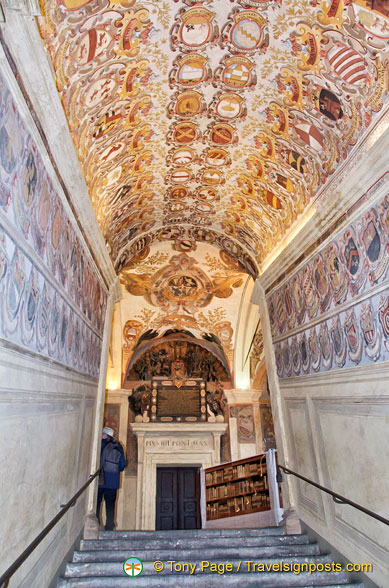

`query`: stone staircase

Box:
[57,527,364,587]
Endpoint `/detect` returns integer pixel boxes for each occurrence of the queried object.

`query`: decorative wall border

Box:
[267,184,389,378]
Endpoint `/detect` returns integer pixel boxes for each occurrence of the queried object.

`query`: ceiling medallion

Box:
[170,7,219,52]
[209,92,247,120]
[205,122,238,146]
[169,54,212,88]
[167,147,198,166]
[167,90,207,119]
[168,121,201,145]
[221,9,269,55]
[150,254,213,313]
[213,55,257,90]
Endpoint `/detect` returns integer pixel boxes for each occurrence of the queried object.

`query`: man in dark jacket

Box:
[97,426,126,531]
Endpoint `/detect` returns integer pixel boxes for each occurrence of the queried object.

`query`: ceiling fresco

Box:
[119,241,249,371]
[39,0,389,280]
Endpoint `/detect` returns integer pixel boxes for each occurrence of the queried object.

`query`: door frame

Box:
[131,423,227,530]
[156,466,201,530]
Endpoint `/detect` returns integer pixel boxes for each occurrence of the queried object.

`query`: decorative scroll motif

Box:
[120,252,244,338]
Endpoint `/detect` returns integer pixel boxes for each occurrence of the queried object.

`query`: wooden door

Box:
[156,467,200,530]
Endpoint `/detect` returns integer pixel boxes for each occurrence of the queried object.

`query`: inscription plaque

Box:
[157,386,201,418]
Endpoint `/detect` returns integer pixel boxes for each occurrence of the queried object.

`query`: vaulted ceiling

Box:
[39,0,389,281]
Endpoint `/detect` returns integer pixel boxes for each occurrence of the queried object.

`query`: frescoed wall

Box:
[267,177,388,378]
[0,70,108,377]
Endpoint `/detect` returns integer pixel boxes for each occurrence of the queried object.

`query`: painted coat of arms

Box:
[344,308,363,364]
[301,264,319,319]
[170,8,219,53]
[169,54,212,89]
[360,302,381,361]
[378,295,389,352]
[312,253,332,312]
[358,209,389,285]
[319,322,333,370]
[340,227,367,296]
[299,332,311,374]
[290,336,300,375]
[282,340,292,377]
[274,343,283,378]
[309,326,321,372]
[290,274,306,325]
[220,9,269,55]
[213,55,257,90]
[325,241,348,305]
[330,315,347,367]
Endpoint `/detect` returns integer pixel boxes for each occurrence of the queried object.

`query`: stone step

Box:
[58,574,359,587]
[73,542,320,563]
[64,554,337,578]
[80,533,310,552]
[99,527,285,540]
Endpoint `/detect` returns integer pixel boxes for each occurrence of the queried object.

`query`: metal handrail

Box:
[278,464,389,526]
[0,469,101,588]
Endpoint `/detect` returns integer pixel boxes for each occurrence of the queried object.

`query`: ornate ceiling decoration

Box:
[39,0,389,278]
[119,243,248,369]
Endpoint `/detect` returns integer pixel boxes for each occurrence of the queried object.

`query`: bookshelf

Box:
[205,454,271,521]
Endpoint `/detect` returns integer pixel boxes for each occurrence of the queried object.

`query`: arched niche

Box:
[123,333,232,385]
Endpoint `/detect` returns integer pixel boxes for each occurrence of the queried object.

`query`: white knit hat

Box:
[102,426,114,437]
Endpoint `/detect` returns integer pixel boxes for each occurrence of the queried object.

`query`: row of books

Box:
[206,493,271,519]
[206,477,268,500]
[205,461,266,486]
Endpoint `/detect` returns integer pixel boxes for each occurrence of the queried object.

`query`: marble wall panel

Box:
[0,345,98,588]
[313,396,389,553]
[284,398,324,519]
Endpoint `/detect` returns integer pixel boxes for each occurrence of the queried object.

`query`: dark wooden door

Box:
[156,467,200,530]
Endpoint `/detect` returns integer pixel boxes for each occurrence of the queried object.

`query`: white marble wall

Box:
[0,343,98,587]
